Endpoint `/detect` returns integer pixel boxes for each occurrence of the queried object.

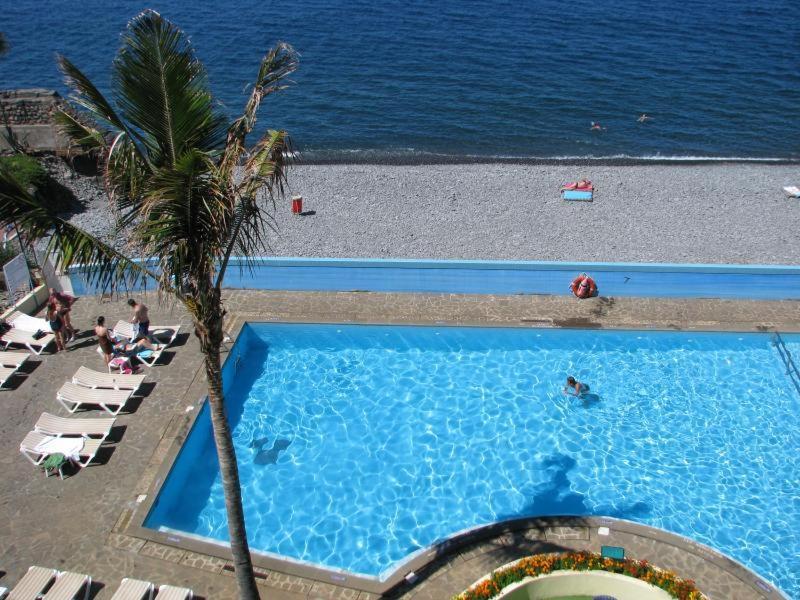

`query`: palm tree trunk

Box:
[202,323,261,600]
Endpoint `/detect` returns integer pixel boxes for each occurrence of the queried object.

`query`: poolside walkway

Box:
[0,290,796,599]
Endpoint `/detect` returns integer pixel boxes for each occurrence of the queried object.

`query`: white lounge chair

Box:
[7,566,58,600]
[0,351,30,388]
[7,311,52,333]
[109,579,154,600]
[111,320,181,367]
[56,381,134,415]
[34,412,115,438]
[0,366,17,388]
[20,431,104,471]
[73,366,146,392]
[41,570,91,600]
[0,326,55,356]
[0,350,31,367]
[155,585,193,600]
[783,185,800,198]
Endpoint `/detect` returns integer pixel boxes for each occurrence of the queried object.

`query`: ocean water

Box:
[146,324,800,596]
[3,1,799,160]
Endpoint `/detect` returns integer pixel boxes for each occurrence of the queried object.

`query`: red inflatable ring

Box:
[570,274,597,299]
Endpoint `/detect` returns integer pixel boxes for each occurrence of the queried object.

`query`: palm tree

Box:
[0,11,297,599]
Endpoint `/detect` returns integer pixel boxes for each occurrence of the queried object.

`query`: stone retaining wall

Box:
[0,88,71,152]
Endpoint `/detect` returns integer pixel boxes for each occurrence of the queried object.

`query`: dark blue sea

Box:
[3,0,800,161]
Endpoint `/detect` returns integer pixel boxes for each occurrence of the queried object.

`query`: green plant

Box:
[0,155,47,190]
[454,551,704,600]
[0,155,76,212]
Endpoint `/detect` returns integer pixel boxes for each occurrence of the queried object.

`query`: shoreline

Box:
[56,160,800,266]
[293,153,800,167]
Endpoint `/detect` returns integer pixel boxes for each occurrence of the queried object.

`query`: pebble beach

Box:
[60,161,800,265]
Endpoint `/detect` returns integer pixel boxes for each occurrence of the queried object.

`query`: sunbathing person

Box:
[114,336,158,357]
[561,179,593,191]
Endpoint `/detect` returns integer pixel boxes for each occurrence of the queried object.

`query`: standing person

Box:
[49,288,77,340]
[127,298,150,339]
[94,316,115,366]
[46,302,66,352]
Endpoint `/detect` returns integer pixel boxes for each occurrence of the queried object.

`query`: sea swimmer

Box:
[590,121,604,131]
[563,376,589,397]
[570,273,598,299]
[638,113,651,123]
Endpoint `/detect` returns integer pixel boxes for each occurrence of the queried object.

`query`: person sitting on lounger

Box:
[563,376,589,397]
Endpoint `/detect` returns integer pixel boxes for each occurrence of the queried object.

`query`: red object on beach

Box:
[561,180,594,192]
[291,195,303,214]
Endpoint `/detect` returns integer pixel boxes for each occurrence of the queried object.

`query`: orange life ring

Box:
[570,275,597,298]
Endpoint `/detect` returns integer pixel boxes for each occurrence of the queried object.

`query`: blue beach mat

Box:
[562,189,593,201]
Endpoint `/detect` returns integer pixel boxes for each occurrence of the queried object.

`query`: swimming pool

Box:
[144,323,800,596]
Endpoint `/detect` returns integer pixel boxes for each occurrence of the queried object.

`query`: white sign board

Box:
[3,253,31,304]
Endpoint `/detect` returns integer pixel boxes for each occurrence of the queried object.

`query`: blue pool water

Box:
[146,324,800,595]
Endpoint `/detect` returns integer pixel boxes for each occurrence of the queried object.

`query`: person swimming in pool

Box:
[563,376,589,397]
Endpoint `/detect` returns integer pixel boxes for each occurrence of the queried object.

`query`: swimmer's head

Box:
[567,376,576,385]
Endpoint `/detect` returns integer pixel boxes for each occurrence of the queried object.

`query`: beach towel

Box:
[562,190,593,202]
[34,436,85,461]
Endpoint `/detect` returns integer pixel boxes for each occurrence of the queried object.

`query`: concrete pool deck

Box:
[0,290,797,599]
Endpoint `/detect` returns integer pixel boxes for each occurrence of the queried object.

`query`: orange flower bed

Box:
[454,551,704,600]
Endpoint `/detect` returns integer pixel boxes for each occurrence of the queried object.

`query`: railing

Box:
[772,331,800,397]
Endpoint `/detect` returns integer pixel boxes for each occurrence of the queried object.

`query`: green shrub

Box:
[0,154,76,212]
[0,154,48,189]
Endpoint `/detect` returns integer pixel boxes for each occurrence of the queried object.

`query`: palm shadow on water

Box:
[253,438,292,465]
[500,453,651,521]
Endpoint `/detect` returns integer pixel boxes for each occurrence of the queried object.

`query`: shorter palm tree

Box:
[0,11,297,600]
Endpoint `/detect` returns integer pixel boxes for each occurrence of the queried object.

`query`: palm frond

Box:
[0,165,161,295]
[214,129,291,288]
[58,56,140,147]
[52,110,107,150]
[135,149,226,293]
[105,133,150,228]
[112,10,226,169]
[238,129,292,200]
[222,42,298,177]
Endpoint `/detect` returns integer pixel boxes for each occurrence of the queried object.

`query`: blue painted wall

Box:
[68,258,800,300]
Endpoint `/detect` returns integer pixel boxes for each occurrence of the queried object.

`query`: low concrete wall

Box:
[1,284,48,319]
[497,570,673,600]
